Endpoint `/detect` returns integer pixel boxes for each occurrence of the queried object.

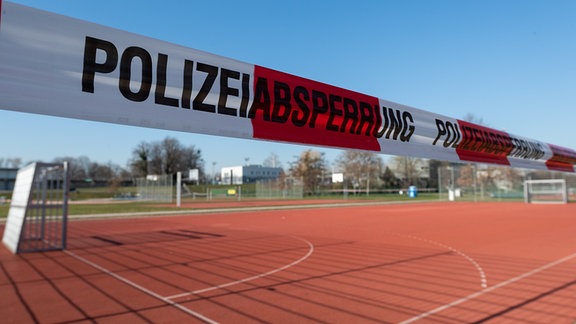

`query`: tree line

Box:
[4,136,572,195]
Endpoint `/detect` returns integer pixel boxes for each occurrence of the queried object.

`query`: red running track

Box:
[1,201,575,323]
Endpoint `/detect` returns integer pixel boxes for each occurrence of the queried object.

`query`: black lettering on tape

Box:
[309,91,328,128]
[239,73,251,118]
[433,119,460,148]
[218,68,240,116]
[193,62,218,113]
[272,81,291,123]
[155,53,179,107]
[82,36,118,93]
[249,77,271,120]
[400,111,415,142]
[341,98,359,134]
[376,107,415,142]
[326,94,343,132]
[291,86,310,127]
[181,60,194,109]
[386,108,402,139]
[119,46,153,102]
[433,119,446,146]
[357,102,374,136]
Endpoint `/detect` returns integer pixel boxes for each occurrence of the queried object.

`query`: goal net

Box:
[2,162,69,254]
[135,174,173,202]
[524,179,568,204]
[256,177,304,199]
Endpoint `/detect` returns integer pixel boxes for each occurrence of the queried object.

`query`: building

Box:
[221,165,283,185]
[0,168,18,191]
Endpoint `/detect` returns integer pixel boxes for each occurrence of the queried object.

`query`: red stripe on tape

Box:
[456,120,512,165]
[250,65,381,151]
[546,144,576,172]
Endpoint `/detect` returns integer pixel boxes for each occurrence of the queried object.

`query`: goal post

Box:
[2,162,70,254]
[524,179,568,204]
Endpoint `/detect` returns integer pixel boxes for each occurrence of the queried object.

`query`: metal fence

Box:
[135,174,173,202]
[256,177,304,199]
[436,164,576,202]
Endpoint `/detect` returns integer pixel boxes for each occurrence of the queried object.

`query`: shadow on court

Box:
[1,215,575,323]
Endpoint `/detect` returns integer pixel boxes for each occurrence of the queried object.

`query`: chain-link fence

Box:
[256,177,304,199]
[135,174,173,202]
[436,164,576,202]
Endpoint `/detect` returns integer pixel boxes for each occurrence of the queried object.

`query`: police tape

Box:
[1,1,575,172]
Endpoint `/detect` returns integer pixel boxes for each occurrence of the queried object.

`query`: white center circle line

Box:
[165,235,315,300]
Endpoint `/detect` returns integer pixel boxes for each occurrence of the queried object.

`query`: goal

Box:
[2,162,70,254]
[524,179,568,204]
[256,177,304,199]
[135,174,173,202]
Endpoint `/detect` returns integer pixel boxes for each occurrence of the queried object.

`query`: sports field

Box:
[1,201,575,323]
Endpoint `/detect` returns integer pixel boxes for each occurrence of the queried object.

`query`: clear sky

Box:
[2,0,575,172]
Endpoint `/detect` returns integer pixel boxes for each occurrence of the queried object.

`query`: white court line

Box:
[401,234,488,288]
[166,236,314,300]
[400,251,576,324]
[64,250,219,324]
[64,236,314,323]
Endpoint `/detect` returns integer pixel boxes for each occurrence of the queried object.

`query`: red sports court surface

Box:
[1,202,575,323]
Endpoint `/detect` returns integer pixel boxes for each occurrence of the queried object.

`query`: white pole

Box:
[176,172,182,207]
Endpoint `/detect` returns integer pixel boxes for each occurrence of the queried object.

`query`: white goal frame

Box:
[524,179,568,204]
[2,162,70,254]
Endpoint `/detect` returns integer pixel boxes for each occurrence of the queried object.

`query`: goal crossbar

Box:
[524,179,568,204]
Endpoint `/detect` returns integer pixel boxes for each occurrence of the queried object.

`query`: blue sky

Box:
[2,0,575,171]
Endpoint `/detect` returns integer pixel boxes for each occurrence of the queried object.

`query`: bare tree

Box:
[463,113,486,126]
[148,143,164,175]
[52,156,88,181]
[490,165,523,191]
[182,146,204,178]
[427,159,447,190]
[130,142,151,177]
[130,137,204,180]
[0,158,23,168]
[380,166,400,189]
[51,156,128,186]
[88,162,123,182]
[289,150,328,195]
[161,137,184,175]
[390,156,424,187]
[335,151,382,191]
[263,152,282,169]
[457,164,475,188]
[76,156,92,178]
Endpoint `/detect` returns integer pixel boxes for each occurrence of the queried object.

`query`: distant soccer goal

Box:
[135,174,173,203]
[256,177,303,199]
[524,179,568,204]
